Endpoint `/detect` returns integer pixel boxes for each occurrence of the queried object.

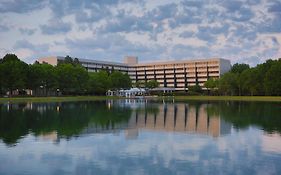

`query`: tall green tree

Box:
[88,70,112,95]
[218,72,238,95]
[0,54,28,96]
[204,78,218,95]
[145,80,160,89]
[240,68,260,96]
[134,80,145,88]
[264,61,281,95]
[110,71,131,90]
[56,64,88,95]
[231,63,250,74]
[27,63,58,91]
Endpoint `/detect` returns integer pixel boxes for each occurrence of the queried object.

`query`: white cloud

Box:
[0,0,280,64]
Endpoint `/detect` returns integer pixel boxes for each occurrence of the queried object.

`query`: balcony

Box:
[146,71,154,74]
[187,79,196,82]
[165,70,174,74]
[156,75,164,78]
[176,79,185,82]
[166,75,174,78]
[176,74,185,78]
[175,69,185,73]
[198,78,208,82]
[187,74,196,77]
[147,76,155,79]
[156,71,164,74]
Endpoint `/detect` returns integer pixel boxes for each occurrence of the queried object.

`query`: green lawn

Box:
[172,96,281,102]
[0,95,280,104]
[0,96,121,103]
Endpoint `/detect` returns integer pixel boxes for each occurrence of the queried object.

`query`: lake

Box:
[0,99,281,175]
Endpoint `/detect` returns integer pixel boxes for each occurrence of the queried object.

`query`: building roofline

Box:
[41,56,231,67]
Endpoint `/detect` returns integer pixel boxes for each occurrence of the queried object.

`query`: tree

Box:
[145,80,160,89]
[58,55,81,66]
[56,63,88,95]
[239,68,260,96]
[264,61,281,96]
[188,84,202,94]
[88,70,112,95]
[0,54,28,96]
[218,72,238,95]
[134,80,145,88]
[204,78,218,95]
[110,71,131,90]
[27,63,58,92]
[231,63,250,74]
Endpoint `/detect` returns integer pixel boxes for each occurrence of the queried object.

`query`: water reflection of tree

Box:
[206,101,281,133]
[0,101,132,146]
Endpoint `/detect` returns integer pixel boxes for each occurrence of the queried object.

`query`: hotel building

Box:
[38,56,231,91]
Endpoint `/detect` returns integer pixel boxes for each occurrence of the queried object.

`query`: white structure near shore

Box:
[106,88,146,97]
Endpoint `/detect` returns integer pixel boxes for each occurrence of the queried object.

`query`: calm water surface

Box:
[0,99,281,175]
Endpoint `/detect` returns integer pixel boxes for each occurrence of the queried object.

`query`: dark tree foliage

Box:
[188,85,202,94]
[0,54,29,95]
[230,63,250,74]
[88,70,112,95]
[0,54,132,96]
[56,63,88,95]
[264,61,281,95]
[215,59,281,96]
[145,80,160,89]
[58,55,81,66]
[110,71,131,90]
[0,101,132,145]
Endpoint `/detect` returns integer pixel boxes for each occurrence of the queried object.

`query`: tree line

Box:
[204,59,281,96]
[0,54,132,96]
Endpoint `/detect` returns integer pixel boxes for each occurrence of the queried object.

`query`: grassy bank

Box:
[0,96,121,104]
[172,96,281,102]
[0,95,280,104]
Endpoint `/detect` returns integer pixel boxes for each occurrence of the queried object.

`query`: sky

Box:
[0,0,280,66]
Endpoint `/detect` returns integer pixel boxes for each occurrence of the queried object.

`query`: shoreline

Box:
[0,95,281,103]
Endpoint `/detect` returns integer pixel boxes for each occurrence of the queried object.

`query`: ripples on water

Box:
[0,99,281,175]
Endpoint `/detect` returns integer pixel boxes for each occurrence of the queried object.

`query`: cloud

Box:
[221,1,243,12]
[179,31,194,38]
[64,33,165,61]
[19,28,36,35]
[40,18,72,35]
[13,39,50,62]
[267,1,281,13]
[0,0,280,65]
[0,25,9,32]
[0,0,46,13]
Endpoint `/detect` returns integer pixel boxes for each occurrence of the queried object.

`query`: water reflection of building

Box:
[81,102,231,138]
[126,103,231,138]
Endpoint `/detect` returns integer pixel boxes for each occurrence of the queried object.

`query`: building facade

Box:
[38,56,231,91]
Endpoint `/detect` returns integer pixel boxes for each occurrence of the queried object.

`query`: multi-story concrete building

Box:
[38,56,231,91]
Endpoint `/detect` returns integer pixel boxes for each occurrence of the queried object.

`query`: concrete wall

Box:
[38,56,58,66]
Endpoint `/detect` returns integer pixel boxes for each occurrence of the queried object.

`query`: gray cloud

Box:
[0,25,9,32]
[0,0,280,65]
[19,28,36,35]
[14,39,49,52]
[221,1,243,12]
[0,0,46,13]
[40,19,72,35]
[64,33,165,61]
[268,1,281,13]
